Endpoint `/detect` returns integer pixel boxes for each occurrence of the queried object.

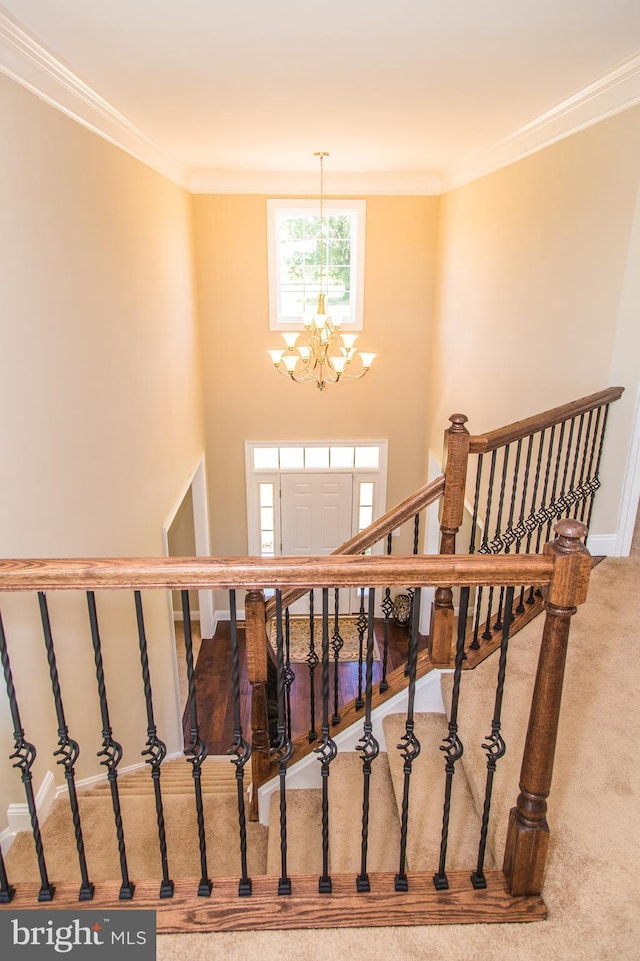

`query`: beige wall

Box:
[431,106,640,535]
[0,75,205,820]
[193,194,439,557]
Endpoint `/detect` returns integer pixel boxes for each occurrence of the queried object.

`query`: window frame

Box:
[267,198,366,331]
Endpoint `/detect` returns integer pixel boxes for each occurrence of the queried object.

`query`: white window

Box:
[267,199,366,330]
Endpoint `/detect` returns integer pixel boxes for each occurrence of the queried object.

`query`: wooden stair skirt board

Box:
[0,874,547,932]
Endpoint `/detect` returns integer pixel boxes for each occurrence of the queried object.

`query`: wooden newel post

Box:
[245,590,271,821]
[503,518,592,895]
[429,413,470,667]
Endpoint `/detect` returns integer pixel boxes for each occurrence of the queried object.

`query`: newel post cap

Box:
[553,519,588,552]
[448,413,469,430]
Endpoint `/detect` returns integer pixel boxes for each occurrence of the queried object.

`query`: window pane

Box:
[261,534,275,555]
[330,446,354,469]
[279,447,304,469]
[254,447,279,470]
[359,482,374,506]
[260,507,274,530]
[355,446,380,469]
[305,447,329,468]
[359,505,373,529]
[259,483,273,507]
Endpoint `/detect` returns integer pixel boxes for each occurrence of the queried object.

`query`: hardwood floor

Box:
[183,618,427,755]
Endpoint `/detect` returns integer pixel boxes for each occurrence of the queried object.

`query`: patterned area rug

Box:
[269,615,381,663]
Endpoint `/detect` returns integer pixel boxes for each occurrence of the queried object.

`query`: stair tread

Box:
[266,789,324,877]
[382,712,495,872]
[328,752,402,875]
[6,792,267,883]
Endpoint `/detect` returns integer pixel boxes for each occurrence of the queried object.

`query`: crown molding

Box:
[0,8,190,189]
[1,6,638,197]
[442,53,640,192]
[190,169,442,195]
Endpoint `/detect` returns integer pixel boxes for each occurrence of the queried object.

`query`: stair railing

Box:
[430,387,624,666]
[0,520,592,928]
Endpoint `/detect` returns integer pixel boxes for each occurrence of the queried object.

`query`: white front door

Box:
[280,472,353,615]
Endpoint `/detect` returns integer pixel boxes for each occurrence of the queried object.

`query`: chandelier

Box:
[267,152,377,391]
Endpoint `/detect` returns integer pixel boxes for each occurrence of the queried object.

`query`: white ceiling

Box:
[1,1,639,192]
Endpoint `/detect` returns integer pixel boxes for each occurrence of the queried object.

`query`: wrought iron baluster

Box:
[584,404,610,531]
[356,589,379,893]
[314,589,337,893]
[39,592,94,901]
[433,586,469,891]
[573,409,594,519]
[355,588,367,710]
[403,514,421,674]
[284,608,295,741]
[0,844,14,904]
[468,454,484,651]
[0,610,54,902]
[331,588,344,724]
[86,591,134,900]
[553,417,576,526]
[226,591,252,896]
[380,532,393,693]
[543,421,566,542]
[471,587,514,889]
[579,405,602,523]
[181,590,213,896]
[525,425,556,606]
[565,414,585,514]
[478,451,498,644]
[273,591,293,895]
[307,591,319,742]
[395,588,422,892]
[133,591,173,899]
[488,445,511,633]
[514,435,535,613]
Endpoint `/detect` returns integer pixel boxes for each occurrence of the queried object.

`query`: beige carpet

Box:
[157,556,640,960]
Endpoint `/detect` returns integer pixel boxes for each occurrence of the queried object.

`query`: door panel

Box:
[281,473,353,614]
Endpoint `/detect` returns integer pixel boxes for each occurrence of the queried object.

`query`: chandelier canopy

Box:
[267,152,377,391]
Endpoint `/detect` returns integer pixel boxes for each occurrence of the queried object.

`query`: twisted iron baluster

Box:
[564,414,585,515]
[573,409,594,519]
[380,531,393,693]
[315,589,337,893]
[356,589,379,893]
[403,514,421,676]
[478,451,498,642]
[39,592,94,900]
[433,586,469,891]
[87,591,133,899]
[471,587,514,889]
[284,608,295,741]
[468,453,483,651]
[524,425,556,606]
[229,590,252,896]
[331,588,344,724]
[274,591,294,895]
[579,406,603,523]
[553,417,576,526]
[490,445,511,633]
[584,404,610,531]
[543,421,566,542]
[181,590,213,896]
[0,610,53,901]
[355,588,367,710]
[395,589,422,892]
[133,591,173,899]
[514,435,535,613]
[307,591,319,742]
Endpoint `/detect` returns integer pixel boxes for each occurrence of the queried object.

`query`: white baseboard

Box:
[2,770,57,853]
[586,533,617,557]
[212,610,246,634]
[173,610,200,622]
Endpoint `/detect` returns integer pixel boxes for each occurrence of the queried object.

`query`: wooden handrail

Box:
[0,551,553,592]
[468,387,624,454]
[264,473,446,619]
